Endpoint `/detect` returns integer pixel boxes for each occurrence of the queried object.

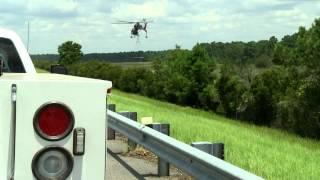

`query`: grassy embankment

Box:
[110,61,152,69]
[109,89,320,180]
[36,68,48,73]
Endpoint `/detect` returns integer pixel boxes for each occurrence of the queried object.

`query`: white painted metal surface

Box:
[0,73,112,179]
[0,28,36,74]
[0,78,12,178]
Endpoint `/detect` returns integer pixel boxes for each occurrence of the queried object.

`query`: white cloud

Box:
[111,0,168,19]
[0,0,319,53]
[27,0,78,14]
[273,8,309,24]
[25,0,79,20]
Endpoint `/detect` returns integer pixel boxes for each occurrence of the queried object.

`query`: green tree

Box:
[187,44,216,105]
[58,41,83,65]
[271,18,320,138]
[150,44,216,106]
[292,19,320,137]
[249,68,287,125]
[216,65,248,118]
[118,67,149,93]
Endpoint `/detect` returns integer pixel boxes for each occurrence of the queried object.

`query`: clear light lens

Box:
[38,151,67,177]
[44,156,61,173]
[32,147,73,180]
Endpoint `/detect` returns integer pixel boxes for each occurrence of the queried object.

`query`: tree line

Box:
[34,18,320,139]
[31,50,168,62]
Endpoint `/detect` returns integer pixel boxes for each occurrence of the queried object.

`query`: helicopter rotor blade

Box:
[115,20,136,24]
[111,22,135,24]
[111,19,154,25]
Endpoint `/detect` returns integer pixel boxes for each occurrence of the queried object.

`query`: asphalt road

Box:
[106,140,191,180]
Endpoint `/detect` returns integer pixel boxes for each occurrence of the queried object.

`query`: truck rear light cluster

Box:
[32,146,73,180]
[32,102,77,179]
[33,102,74,141]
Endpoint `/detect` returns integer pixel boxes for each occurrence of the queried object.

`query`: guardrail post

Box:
[147,123,170,177]
[107,104,116,140]
[191,142,224,160]
[107,104,116,111]
[119,112,137,150]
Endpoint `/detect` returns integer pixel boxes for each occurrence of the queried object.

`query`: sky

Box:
[0,0,319,54]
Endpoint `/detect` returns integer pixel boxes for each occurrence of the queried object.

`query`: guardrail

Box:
[107,110,263,180]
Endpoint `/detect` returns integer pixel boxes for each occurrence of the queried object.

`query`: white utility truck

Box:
[0,28,112,180]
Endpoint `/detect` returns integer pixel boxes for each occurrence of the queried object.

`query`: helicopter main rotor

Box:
[112,19,153,24]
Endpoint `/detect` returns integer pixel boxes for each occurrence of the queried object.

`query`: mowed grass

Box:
[35,68,49,73]
[109,90,320,180]
[110,62,152,69]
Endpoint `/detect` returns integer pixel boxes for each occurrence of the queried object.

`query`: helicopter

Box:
[112,19,153,38]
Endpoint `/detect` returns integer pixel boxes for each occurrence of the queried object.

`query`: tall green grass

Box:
[109,90,320,179]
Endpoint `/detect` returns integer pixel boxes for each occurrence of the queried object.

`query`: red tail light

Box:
[34,102,74,141]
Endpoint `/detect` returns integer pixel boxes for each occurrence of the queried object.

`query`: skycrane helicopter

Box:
[112,19,153,38]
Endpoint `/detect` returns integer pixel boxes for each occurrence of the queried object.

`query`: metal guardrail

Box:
[107,110,263,180]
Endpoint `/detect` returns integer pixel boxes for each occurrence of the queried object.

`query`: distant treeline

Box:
[199,37,277,66]
[31,50,169,62]
[34,18,320,139]
[32,38,277,65]
[32,41,275,65]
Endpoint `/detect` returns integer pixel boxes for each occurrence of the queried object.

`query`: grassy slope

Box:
[111,62,152,69]
[109,90,320,180]
[35,68,49,73]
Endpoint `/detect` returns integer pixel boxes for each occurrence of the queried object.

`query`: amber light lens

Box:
[34,103,74,141]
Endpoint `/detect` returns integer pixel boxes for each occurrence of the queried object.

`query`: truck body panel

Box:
[0,28,36,74]
[0,74,111,179]
[0,27,112,179]
[0,81,12,178]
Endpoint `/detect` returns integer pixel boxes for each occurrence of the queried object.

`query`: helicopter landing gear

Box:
[145,30,148,38]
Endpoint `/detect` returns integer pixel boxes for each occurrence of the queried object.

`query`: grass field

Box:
[109,89,320,180]
[111,61,152,69]
[36,68,48,73]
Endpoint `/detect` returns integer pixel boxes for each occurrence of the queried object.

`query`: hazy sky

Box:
[1,0,319,54]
